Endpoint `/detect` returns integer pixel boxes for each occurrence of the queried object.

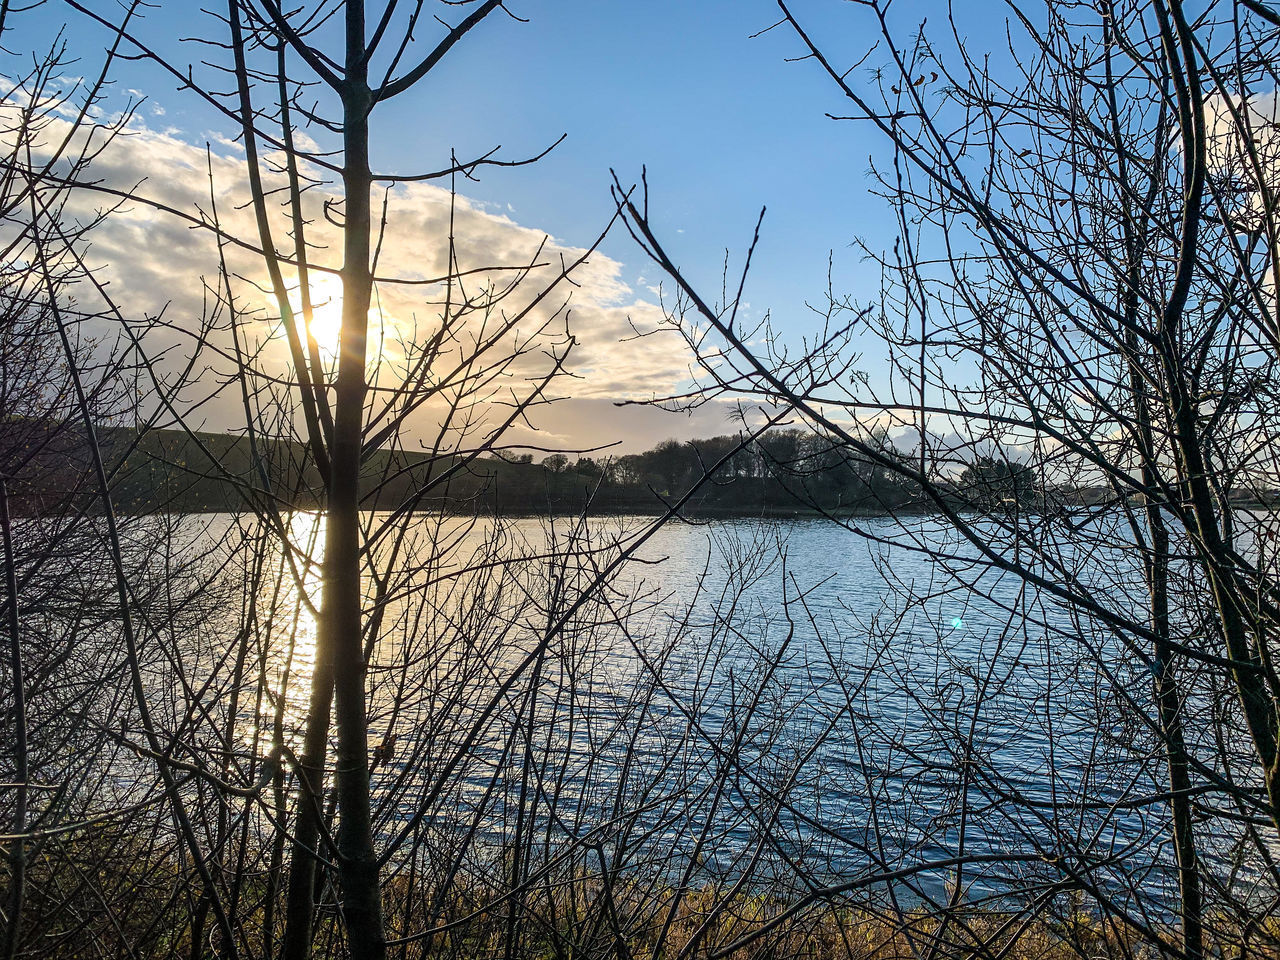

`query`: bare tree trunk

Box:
[281,657,335,960]
[1149,519,1204,960]
[323,3,385,950]
[280,3,385,954]
[1108,30,1204,936]
[1,480,26,960]
[1150,0,1280,842]
[1129,333,1204,957]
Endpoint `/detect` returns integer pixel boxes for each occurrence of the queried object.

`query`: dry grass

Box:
[6,844,1264,960]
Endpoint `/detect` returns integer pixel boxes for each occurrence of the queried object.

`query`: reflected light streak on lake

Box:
[176,510,1279,909]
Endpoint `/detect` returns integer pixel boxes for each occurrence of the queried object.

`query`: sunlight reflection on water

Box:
[175,510,1277,909]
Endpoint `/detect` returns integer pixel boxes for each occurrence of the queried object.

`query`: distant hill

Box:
[19,419,1259,519]
[0,419,941,518]
[2,420,669,517]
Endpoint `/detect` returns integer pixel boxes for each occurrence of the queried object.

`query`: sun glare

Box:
[293,272,343,360]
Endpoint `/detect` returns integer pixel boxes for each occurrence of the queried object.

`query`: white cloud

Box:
[12,107,701,449]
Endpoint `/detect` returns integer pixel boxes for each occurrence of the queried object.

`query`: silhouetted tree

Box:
[616,3,1280,958]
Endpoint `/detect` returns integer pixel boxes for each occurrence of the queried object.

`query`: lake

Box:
[149,510,1263,916]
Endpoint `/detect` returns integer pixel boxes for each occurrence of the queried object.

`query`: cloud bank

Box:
[20,107,734,452]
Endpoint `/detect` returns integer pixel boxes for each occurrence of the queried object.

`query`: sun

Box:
[293,272,343,360]
[279,271,397,365]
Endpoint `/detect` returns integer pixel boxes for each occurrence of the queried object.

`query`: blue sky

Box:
[46,0,971,449]
[372,0,966,330]
[59,0,960,328]
[366,0,891,316]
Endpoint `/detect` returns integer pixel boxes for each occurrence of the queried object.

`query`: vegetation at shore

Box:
[4,829,1208,960]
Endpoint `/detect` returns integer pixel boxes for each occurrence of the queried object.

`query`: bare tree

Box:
[615,0,1280,957]
[1,3,833,959]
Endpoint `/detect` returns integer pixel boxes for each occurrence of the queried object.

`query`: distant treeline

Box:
[6,420,1275,517]
[2,420,916,516]
[541,430,926,514]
